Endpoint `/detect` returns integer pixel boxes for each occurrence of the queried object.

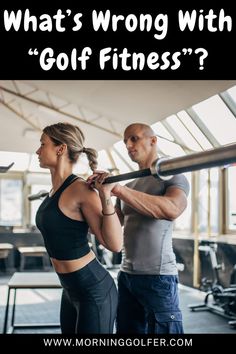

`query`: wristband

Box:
[102,210,116,216]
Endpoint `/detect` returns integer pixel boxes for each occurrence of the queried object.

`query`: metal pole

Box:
[207,169,211,237]
[193,171,200,288]
[104,143,236,183]
[0,163,14,173]
[158,143,236,177]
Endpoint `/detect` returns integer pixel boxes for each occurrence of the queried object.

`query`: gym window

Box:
[0,179,23,226]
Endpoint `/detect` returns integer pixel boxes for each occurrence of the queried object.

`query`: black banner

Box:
[0,333,234,352]
[0,3,235,79]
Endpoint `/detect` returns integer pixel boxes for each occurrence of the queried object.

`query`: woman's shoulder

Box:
[69,177,98,206]
[71,177,96,195]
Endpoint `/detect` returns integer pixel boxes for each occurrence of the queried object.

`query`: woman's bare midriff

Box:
[51,250,96,274]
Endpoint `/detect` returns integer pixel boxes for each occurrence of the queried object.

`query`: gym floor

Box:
[0,272,235,334]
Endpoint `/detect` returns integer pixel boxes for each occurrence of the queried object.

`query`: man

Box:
[111,123,190,334]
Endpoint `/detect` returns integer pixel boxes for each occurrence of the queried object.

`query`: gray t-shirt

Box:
[115,174,190,275]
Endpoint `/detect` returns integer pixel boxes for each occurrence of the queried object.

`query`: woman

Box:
[35,122,123,334]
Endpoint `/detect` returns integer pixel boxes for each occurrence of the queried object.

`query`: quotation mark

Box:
[28,48,39,55]
[182,48,193,55]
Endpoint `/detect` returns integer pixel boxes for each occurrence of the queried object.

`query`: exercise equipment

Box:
[0,162,14,173]
[28,190,49,201]
[28,143,236,201]
[103,142,236,184]
[88,232,120,270]
[188,240,236,326]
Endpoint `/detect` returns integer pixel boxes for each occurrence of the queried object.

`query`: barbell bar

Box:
[103,142,236,184]
[0,162,14,173]
[28,190,49,201]
[28,142,236,200]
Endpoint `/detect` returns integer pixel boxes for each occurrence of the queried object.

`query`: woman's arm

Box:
[80,181,123,253]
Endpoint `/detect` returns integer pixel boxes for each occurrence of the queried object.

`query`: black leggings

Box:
[58,258,118,334]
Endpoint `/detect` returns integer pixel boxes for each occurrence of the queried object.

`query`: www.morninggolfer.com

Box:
[42,337,193,348]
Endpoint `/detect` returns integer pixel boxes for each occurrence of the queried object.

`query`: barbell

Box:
[28,190,49,201]
[103,142,236,184]
[28,142,236,200]
[0,162,14,173]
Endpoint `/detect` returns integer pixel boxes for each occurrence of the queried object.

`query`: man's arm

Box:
[113,185,187,221]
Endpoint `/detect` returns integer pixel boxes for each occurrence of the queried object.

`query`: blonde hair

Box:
[43,122,98,171]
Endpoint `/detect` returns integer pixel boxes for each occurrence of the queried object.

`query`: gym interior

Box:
[0,80,236,334]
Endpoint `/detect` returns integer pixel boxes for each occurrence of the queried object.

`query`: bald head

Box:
[124,123,156,138]
[123,123,158,169]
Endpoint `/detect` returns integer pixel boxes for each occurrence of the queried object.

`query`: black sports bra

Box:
[36,174,90,260]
